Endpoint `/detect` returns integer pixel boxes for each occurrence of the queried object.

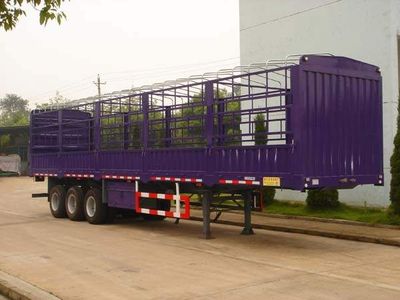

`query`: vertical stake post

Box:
[94,101,101,151]
[142,93,149,149]
[217,96,225,146]
[93,101,101,175]
[58,110,63,153]
[205,82,214,147]
[123,113,129,150]
[165,106,171,147]
[175,182,181,218]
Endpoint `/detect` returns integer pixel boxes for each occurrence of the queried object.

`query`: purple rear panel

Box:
[291,56,383,189]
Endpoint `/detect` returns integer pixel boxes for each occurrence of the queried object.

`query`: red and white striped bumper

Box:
[135,192,190,219]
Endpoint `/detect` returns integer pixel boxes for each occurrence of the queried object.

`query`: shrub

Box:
[390,99,400,215]
[306,189,340,209]
[254,114,276,206]
[261,187,276,206]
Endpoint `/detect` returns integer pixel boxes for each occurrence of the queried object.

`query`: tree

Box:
[390,99,400,214]
[0,94,29,126]
[254,113,267,145]
[0,0,67,31]
[36,91,69,109]
[306,189,340,209]
[0,134,10,150]
[253,113,275,205]
[177,88,241,147]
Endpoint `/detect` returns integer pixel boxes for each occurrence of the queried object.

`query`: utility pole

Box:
[93,74,106,100]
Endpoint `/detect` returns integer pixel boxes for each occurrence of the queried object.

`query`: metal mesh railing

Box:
[30,54,317,153]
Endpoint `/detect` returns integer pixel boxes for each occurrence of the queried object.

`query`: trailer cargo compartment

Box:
[29,54,383,238]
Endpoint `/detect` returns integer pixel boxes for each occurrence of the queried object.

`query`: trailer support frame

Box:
[241,190,254,235]
[202,191,212,239]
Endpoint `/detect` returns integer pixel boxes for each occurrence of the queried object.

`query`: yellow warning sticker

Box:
[263,177,281,187]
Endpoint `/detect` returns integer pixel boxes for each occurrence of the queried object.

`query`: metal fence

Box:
[31,60,294,153]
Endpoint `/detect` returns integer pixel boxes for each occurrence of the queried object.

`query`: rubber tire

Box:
[84,188,108,224]
[142,189,172,221]
[49,185,67,218]
[65,186,85,221]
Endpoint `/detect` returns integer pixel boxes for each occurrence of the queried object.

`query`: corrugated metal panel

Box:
[296,56,382,186]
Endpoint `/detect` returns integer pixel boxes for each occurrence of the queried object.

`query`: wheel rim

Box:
[86,195,96,218]
[50,193,59,211]
[67,194,77,214]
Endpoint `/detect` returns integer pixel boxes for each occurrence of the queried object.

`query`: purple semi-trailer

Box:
[29,54,383,238]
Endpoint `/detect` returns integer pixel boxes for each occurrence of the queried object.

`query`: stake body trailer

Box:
[30,55,383,238]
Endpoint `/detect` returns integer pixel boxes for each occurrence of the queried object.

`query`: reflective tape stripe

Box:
[141,192,150,198]
[64,173,94,178]
[102,175,140,180]
[150,176,202,183]
[137,208,184,219]
[219,179,260,185]
[34,173,58,177]
[138,192,180,201]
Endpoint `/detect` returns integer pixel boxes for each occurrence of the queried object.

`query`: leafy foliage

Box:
[0,94,29,151]
[390,99,400,214]
[261,186,275,206]
[99,88,242,149]
[306,189,340,209]
[253,113,276,204]
[0,134,10,150]
[0,0,67,31]
[176,88,241,147]
[36,91,69,109]
[254,113,267,145]
[100,98,143,150]
[0,94,29,126]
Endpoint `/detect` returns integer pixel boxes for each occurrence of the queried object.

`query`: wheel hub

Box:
[50,193,59,211]
[86,196,96,217]
[67,194,77,214]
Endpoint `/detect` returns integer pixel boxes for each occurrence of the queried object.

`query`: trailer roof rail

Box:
[47,53,334,109]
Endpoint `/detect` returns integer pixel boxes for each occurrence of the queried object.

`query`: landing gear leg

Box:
[241,190,254,235]
[202,191,212,239]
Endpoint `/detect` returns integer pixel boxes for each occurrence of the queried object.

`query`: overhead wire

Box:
[240,0,343,31]
[32,56,240,101]
[63,60,240,100]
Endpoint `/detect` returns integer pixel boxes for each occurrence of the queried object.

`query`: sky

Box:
[0,0,239,106]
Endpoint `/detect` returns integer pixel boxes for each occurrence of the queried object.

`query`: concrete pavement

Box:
[1,177,400,299]
[190,209,400,247]
[0,269,60,300]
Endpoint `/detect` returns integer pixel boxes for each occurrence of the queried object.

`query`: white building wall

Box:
[240,0,400,206]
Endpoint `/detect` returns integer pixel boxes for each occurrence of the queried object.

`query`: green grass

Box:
[265,200,400,226]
